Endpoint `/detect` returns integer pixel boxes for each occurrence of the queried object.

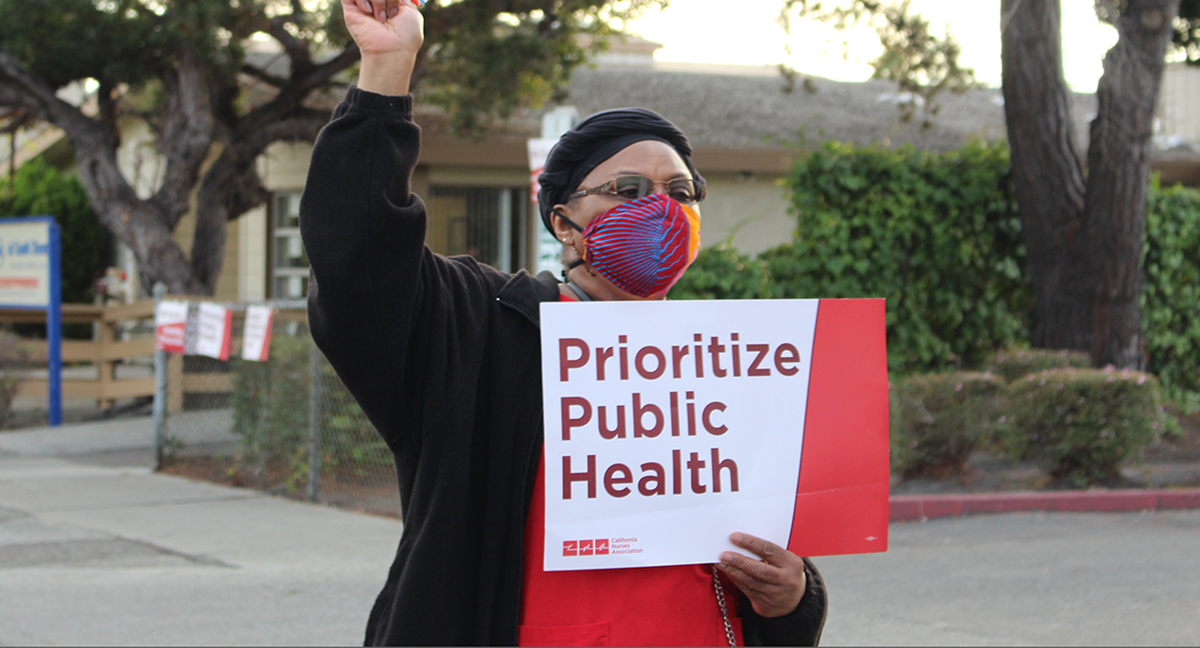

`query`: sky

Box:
[626,0,1120,92]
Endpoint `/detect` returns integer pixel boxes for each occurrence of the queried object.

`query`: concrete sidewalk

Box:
[0,417,401,646]
[2,417,1199,646]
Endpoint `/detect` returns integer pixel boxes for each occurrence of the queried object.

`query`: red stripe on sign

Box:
[219,309,233,361]
[259,311,274,361]
[787,299,890,558]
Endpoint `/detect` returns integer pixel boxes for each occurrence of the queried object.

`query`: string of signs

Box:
[154,301,274,362]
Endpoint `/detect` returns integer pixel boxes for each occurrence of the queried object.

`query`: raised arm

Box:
[299,1,426,439]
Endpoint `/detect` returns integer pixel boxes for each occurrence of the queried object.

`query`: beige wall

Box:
[1161,63,1200,144]
[242,142,795,295]
[698,172,793,257]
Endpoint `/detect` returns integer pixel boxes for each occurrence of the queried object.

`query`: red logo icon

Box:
[563,538,610,557]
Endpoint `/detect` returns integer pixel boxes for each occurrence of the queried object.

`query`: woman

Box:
[300,1,827,644]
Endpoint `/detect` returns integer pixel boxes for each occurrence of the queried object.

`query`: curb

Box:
[889,488,1200,522]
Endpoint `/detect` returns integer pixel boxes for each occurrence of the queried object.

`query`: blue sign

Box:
[0,216,62,426]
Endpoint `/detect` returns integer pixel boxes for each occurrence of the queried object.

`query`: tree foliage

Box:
[779,0,978,126]
[1171,0,1200,59]
[0,0,661,295]
[779,0,1193,370]
[0,157,111,305]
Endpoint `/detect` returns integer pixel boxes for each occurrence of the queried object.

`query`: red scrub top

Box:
[519,294,744,646]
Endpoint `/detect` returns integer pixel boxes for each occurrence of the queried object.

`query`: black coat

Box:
[301,87,827,646]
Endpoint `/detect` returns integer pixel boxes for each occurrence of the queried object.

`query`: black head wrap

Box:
[537,106,704,233]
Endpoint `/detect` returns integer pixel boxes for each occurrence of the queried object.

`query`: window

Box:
[428,186,527,273]
[266,185,530,299]
[271,192,308,299]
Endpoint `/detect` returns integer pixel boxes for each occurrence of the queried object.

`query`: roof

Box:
[416,61,1099,164]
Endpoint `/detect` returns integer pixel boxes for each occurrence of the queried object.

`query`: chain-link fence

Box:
[154,296,399,519]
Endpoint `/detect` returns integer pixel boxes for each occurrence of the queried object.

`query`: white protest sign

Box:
[540,299,819,571]
[154,300,189,354]
[194,302,233,361]
[241,305,275,362]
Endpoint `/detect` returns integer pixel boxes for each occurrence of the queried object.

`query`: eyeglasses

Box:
[569,175,706,205]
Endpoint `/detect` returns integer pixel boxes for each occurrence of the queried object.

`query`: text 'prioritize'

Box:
[554,332,802,501]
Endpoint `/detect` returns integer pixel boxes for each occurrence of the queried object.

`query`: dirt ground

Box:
[158,455,404,519]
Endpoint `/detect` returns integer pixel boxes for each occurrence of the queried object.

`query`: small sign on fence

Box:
[194,302,233,361]
[241,305,274,362]
[155,300,189,354]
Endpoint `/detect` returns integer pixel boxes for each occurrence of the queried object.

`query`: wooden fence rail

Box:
[0,301,157,408]
[2,300,310,413]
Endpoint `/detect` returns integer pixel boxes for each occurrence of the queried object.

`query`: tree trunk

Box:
[1001,0,1179,369]
[1000,0,1087,350]
[1074,0,1179,369]
[66,124,208,296]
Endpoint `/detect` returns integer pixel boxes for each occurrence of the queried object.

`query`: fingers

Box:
[717,532,807,618]
[351,0,401,22]
[730,531,784,564]
[720,547,776,588]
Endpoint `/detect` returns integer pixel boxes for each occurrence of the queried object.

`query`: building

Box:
[4,41,1198,304]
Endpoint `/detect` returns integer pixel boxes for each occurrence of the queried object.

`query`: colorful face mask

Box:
[561,193,701,298]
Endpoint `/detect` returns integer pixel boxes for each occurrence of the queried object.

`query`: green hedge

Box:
[889,371,1007,479]
[1002,368,1165,486]
[1143,182,1200,410]
[669,242,769,300]
[985,347,1092,383]
[753,140,1030,374]
[674,141,1200,409]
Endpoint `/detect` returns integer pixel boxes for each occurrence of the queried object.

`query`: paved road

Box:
[2,418,1198,646]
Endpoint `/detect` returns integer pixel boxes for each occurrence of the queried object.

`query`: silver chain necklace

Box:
[711,565,737,647]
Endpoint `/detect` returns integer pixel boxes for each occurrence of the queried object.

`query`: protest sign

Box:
[154,300,189,354]
[194,302,233,361]
[241,305,274,362]
[540,298,888,571]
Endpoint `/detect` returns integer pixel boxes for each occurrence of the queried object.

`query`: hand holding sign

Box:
[719,532,807,618]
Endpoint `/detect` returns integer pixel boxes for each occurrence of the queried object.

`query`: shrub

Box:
[230,332,385,492]
[985,347,1092,383]
[670,242,770,300]
[1002,368,1165,487]
[889,371,1008,479]
[230,335,311,486]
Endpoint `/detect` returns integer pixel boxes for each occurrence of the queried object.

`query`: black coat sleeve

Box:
[741,558,828,646]
[299,87,498,451]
